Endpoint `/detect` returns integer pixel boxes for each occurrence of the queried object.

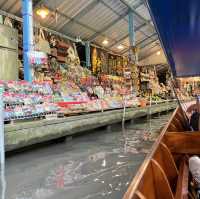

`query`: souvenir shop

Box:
[0,14,172,123]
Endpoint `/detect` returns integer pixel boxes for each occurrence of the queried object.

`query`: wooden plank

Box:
[123,107,179,199]
[175,158,188,199]
[153,142,178,193]
[173,117,185,131]
[165,132,200,154]
[176,112,188,130]
[151,159,174,199]
[168,123,179,132]
[135,191,147,199]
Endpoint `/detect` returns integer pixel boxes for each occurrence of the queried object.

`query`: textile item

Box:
[189,156,200,188]
[35,29,51,54]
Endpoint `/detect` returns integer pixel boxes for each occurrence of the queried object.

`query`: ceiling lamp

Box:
[156,51,161,56]
[117,45,124,50]
[36,6,50,19]
[102,39,109,45]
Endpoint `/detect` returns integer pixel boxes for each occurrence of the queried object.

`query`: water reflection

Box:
[5,113,171,199]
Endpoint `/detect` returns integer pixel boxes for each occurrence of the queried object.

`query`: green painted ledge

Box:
[5,101,177,151]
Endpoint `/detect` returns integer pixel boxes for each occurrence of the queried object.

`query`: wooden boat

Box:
[123,106,198,199]
[122,0,200,197]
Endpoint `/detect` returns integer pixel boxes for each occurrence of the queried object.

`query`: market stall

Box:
[0,15,174,124]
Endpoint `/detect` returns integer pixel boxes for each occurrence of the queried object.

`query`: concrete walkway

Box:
[5,101,177,151]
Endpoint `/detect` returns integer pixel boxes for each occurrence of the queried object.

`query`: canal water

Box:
[3,112,171,199]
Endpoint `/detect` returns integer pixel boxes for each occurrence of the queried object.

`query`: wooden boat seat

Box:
[175,156,189,199]
[126,142,189,199]
[164,132,200,154]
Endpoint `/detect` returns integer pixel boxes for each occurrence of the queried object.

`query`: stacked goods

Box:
[0,81,59,121]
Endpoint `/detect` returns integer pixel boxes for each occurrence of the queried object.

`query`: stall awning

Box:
[146,0,200,77]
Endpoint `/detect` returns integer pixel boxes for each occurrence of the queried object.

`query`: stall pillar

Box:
[22,0,34,82]
[0,87,5,199]
[85,41,91,68]
[128,9,138,63]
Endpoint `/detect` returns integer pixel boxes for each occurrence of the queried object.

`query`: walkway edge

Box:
[5,102,177,151]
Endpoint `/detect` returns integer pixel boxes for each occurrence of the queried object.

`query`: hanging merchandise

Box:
[0,15,3,24]
[56,39,69,63]
[92,47,102,75]
[72,43,80,65]
[66,46,79,65]
[1,81,59,121]
[4,17,13,27]
[50,57,60,72]
[28,51,48,65]
[49,34,57,48]
[35,29,51,54]
[100,50,108,74]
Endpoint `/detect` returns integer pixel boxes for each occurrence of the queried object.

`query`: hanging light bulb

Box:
[117,45,124,50]
[156,51,161,56]
[36,6,49,19]
[102,39,109,45]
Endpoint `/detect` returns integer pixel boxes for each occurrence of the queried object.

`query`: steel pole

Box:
[128,9,138,63]
[0,88,5,199]
[85,41,91,68]
[22,0,34,82]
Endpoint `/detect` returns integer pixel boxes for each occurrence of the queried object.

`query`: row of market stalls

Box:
[0,13,178,123]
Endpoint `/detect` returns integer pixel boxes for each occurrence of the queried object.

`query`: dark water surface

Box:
[4,113,171,199]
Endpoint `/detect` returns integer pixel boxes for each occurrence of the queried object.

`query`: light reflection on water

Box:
[4,113,171,199]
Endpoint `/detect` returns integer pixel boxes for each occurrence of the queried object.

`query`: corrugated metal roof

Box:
[60,22,95,39]
[136,4,151,21]
[78,3,119,32]
[0,0,21,15]
[0,0,162,61]
[103,19,128,40]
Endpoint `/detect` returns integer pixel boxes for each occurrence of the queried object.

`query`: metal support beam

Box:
[139,47,161,61]
[45,5,120,45]
[138,32,157,46]
[121,33,158,55]
[45,6,98,34]
[108,23,146,48]
[128,9,137,63]
[88,11,128,41]
[140,38,158,49]
[22,0,34,82]
[128,10,135,47]
[0,9,123,58]
[100,0,149,38]
[119,0,154,30]
[85,41,91,68]
[58,0,100,30]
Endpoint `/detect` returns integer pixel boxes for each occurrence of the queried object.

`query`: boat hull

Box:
[123,106,198,199]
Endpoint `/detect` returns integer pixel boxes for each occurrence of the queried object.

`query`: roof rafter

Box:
[57,0,100,31]
[41,5,98,34]
[108,23,147,48]
[100,0,149,38]
[121,33,158,54]
[139,46,161,61]
[119,0,154,30]
[88,11,128,41]
[36,2,127,46]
